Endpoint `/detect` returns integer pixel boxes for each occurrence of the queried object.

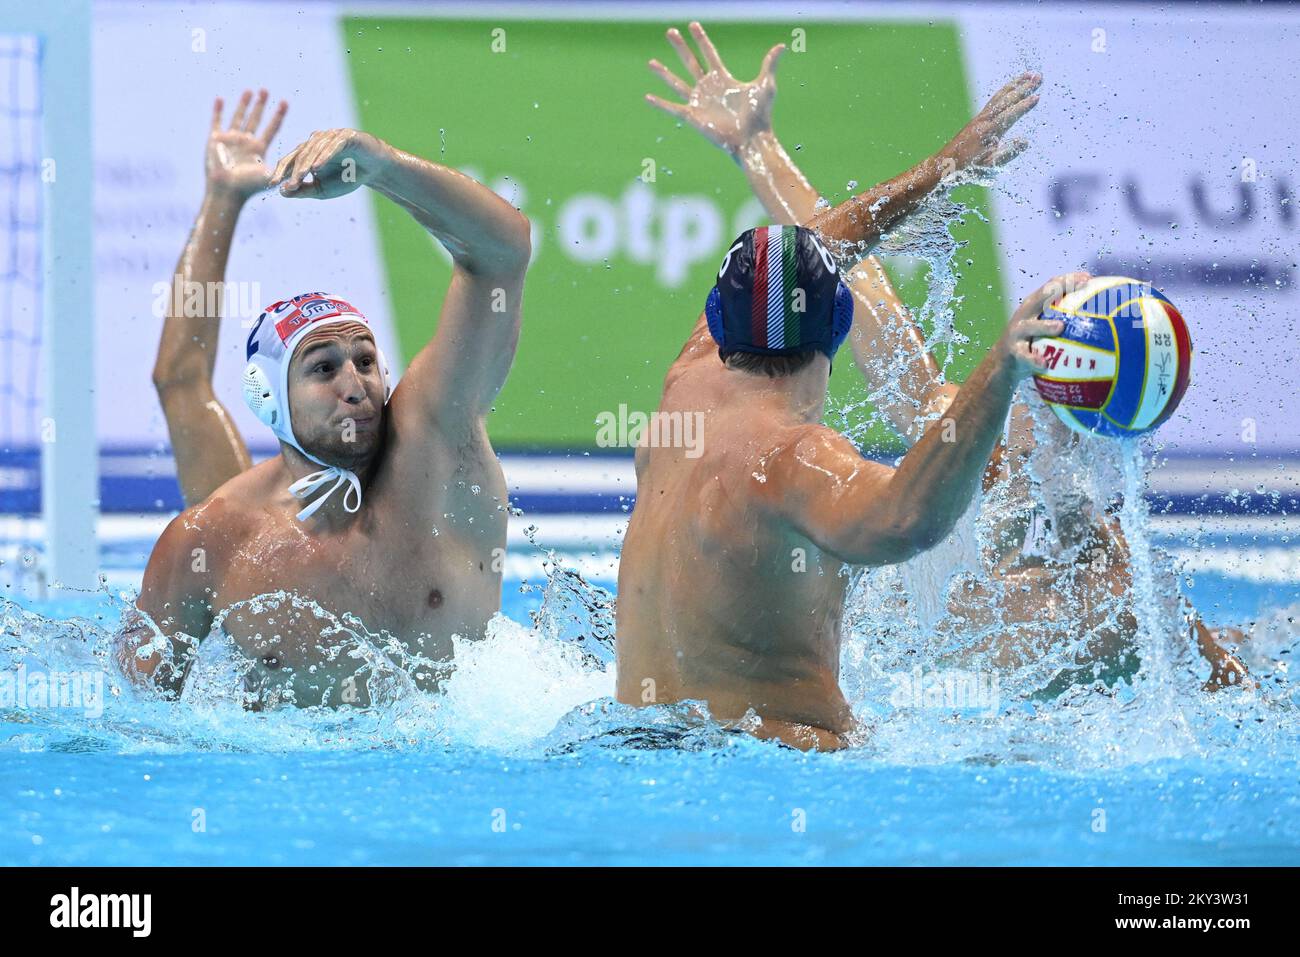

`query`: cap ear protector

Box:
[241,359,280,430]
[829,282,855,356]
[705,276,855,359]
[705,286,725,347]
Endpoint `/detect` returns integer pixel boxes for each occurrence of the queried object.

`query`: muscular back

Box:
[615,322,854,736]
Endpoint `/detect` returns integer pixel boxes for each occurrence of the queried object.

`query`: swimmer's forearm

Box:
[153,189,245,389]
[811,71,1038,250]
[881,273,1074,535]
[887,349,1017,546]
[733,130,823,226]
[367,146,530,274]
[807,152,950,254]
[153,189,254,505]
[731,130,949,442]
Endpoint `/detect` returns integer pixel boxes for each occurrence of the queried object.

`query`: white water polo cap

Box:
[242,292,392,521]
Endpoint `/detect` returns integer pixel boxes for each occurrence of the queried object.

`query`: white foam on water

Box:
[439,613,615,751]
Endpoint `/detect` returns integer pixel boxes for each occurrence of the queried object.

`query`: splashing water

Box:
[820,177,1298,769]
[0,546,617,757]
[2,177,1296,773]
[827,170,992,442]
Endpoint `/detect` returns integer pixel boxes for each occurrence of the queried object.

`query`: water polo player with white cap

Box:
[118,125,532,704]
[242,293,392,521]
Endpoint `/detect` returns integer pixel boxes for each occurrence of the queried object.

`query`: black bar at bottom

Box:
[2,866,1286,941]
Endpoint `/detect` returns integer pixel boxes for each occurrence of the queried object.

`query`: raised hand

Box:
[645,21,786,155]
[943,71,1041,172]
[206,89,288,200]
[270,128,391,200]
[1003,271,1090,380]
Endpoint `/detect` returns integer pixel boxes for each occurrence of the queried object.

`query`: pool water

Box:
[2,531,1299,867]
[5,740,1296,866]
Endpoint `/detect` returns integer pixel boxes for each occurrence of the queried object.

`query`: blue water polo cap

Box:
[705,225,854,362]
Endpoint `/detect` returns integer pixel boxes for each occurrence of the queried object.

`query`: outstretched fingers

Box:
[665,27,704,80]
[688,21,727,74]
[258,99,288,151]
[243,89,268,134]
[228,90,251,131]
[984,70,1040,117]
[648,58,691,99]
[992,92,1040,137]
[759,42,787,82]
[644,92,690,121]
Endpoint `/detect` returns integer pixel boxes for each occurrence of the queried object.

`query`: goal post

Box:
[0,0,96,591]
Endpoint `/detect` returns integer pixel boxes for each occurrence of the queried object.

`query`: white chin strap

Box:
[287,465,363,522]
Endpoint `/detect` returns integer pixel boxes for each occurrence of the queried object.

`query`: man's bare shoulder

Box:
[760,424,881,501]
[152,498,242,558]
[168,459,283,541]
[765,422,862,469]
[677,421,842,514]
[144,499,230,590]
[662,315,718,387]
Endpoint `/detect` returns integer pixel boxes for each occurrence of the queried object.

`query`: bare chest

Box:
[207,516,502,680]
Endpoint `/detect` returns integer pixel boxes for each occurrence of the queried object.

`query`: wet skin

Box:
[614,281,1066,752]
[615,329,855,749]
[641,23,1249,693]
[127,324,509,705]
[119,128,531,704]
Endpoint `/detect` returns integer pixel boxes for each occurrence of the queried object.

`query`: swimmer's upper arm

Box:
[117,512,215,695]
[371,158,532,437]
[394,253,529,438]
[153,379,252,506]
[767,428,933,566]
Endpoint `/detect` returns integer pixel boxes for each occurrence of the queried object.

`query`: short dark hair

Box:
[720,348,819,378]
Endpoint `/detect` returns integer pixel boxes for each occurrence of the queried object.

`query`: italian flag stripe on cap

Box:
[750,227,771,348]
[765,225,787,349]
[780,227,801,348]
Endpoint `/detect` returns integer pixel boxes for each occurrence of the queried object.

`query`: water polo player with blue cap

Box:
[617,216,1086,750]
[119,121,532,703]
[646,21,1252,693]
